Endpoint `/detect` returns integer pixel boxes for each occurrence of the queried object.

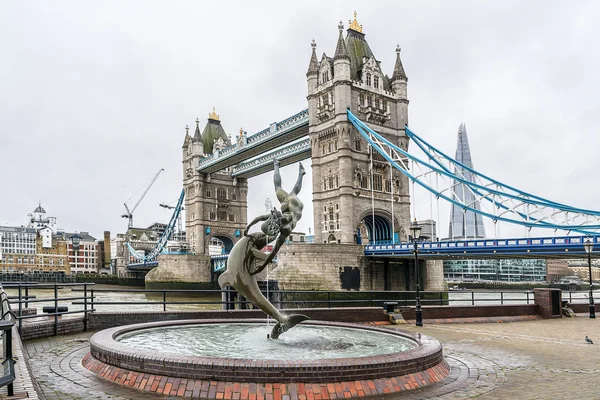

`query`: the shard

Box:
[448,123,486,239]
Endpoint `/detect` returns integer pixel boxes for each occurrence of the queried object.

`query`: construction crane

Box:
[121,168,164,228]
[159,201,184,239]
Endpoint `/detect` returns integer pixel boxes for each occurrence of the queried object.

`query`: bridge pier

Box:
[145,254,218,290]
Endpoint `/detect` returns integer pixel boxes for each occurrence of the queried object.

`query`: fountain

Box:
[84,161,449,397]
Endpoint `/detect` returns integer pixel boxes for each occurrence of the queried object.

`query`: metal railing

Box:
[2,283,95,336]
[0,285,16,396]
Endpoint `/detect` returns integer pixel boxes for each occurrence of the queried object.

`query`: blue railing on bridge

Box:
[197,109,309,170]
[127,261,158,270]
[365,234,600,257]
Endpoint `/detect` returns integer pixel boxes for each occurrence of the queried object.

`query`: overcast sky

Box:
[2,1,600,241]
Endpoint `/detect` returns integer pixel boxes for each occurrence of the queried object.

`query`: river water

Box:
[3,285,599,315]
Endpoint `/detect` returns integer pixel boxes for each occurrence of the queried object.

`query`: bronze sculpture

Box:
[218,160,309,338]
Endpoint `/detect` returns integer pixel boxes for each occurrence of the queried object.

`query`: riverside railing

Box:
[2,283,95,335]
[67,287,543,310]
[4,284,597,316]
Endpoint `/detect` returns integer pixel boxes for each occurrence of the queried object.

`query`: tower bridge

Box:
[124,13,600,292]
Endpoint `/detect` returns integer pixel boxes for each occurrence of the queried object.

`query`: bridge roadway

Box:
[197,109,309,176]
[366,234,600,259]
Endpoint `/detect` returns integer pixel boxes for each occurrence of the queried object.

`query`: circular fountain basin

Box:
[89,319,444,383]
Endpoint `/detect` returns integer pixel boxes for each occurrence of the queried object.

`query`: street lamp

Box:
[410,219,423,327]
[583,239,596,319]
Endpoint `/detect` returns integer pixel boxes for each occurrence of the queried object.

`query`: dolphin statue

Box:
[218,232,310,339]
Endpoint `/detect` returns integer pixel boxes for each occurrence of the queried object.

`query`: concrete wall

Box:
[145,254,214,289]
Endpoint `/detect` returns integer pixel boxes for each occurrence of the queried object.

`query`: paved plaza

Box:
[20,316,600,399]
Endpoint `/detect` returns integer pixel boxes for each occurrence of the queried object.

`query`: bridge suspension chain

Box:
[347,110,600,234]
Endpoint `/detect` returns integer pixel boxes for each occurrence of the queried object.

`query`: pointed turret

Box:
[182,125,191,149]
[333,22,349,61]
[306,40,319,77]
[201,107,230,155]
[391,45,407,81]
[192,118,202,142]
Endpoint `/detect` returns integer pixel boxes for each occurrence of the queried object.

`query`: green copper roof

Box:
[345,30,374,81]
[201,119,230,154]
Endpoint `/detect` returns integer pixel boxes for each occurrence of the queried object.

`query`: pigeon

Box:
[585,336,594,344]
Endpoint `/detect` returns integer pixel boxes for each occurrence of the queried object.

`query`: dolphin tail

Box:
[270,314,310,339]
[217,271,232,289]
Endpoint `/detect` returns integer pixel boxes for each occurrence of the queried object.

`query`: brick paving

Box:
[21,316,600,399]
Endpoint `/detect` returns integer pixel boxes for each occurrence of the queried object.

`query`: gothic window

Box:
[334,141,338,151]
[368,96,373,107]
[228,214,235,222]
[329,207,335,230]
[359,93,364,106]
[328,142,332,152]
[384,100,389,112]
[322,94,329,105]
[335,175,339,187]
[336,203,339,210]
[374,75,379,89]
[232,192,238,201]
[355,138,362,151]
[385,179,392,193]
[209,212,216,220]
[217,188,226,200]
[328,175,334,189]
[377,98,382,109]
[205,190,212,198]
[394,179,401,194]
[366,73,371,86]
[336,214,340,229]
[323,205,327,212]
[360,174,368,189]
[373,174,383,191]
[322,145,326,155]
[322,178,327,191]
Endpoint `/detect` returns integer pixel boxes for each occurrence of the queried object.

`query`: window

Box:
[366,73,371,86]
[328,142,332,152]
[323,178,327,191]
[228,214,235,222]
[360,174,368,189]
[377,98,382,109]
[385,179,392,192]
[374,75,379,89]
[335,175,339,187]
[336,203,339,210]
[355,138,362,151]
[322,145,326,155]
[373,174,383,191]
[206,190,212,198]
[328,176,334,189]
[334,141,338,151]
[209,212,216,220]
[217,188,226,200]
[232,192,237,201]
[368,96,373,107]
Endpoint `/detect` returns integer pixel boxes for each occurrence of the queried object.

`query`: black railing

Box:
[0,285,16,396]
[2,283,95,335]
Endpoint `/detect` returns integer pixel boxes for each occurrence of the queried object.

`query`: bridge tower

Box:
[307,14,411,245]
[182,109,248,255]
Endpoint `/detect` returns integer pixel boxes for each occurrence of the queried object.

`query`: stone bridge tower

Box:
[307,14,411,245]
[182,109,248,255]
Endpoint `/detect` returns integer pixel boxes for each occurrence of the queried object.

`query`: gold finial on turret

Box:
[208,107,220,121]
[239,127,244,137]
[348,11,363,33]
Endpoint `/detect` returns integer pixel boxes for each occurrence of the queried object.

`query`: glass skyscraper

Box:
[448,123,486,239]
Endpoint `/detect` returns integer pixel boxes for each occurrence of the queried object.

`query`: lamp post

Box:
[583,239,596,319]
[410,219,423,327]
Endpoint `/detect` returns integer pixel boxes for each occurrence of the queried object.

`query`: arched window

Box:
[328,175,334,189]
[366,73,371,86]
